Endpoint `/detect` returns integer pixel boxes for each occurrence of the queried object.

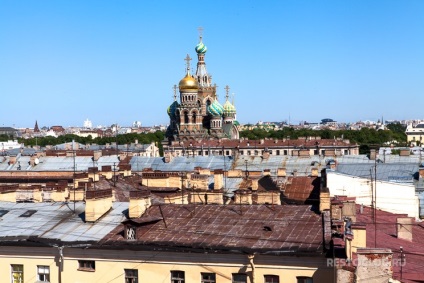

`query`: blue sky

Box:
[0,1,423,128]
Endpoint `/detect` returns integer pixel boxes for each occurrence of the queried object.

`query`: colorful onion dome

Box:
[179,70,198,91]
[207,99,224,116]
[167,101,179,118]
[195,41,207,54]
[223,100,236,116]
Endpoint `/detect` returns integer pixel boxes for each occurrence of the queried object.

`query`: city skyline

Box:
[1,1,423,128]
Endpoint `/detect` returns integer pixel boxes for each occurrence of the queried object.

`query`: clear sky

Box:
[0,1,423,129]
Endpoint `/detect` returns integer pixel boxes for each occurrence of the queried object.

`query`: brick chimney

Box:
[129,190,151,218]
[355,249,393,283]
[234,189,252,204]
[93,150,102,161]
[397,217,413,241]
[311,167,319,177]
[8,156,17,165]
[251,177,259,191]
[85,189,113,222]
[319,187,331,212]
[214,170,223,190]
[369,149,376,160]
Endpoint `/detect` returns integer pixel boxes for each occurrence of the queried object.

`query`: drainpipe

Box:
[248,254,255,283]
[58,246,64,283]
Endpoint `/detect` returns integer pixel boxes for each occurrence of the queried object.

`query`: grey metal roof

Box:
[0,201,127,243]
[130,156,233,172]
[330,163,418,183]
[0,155,120,172]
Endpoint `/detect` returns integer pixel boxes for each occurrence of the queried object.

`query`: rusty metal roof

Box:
[102,204,324,254]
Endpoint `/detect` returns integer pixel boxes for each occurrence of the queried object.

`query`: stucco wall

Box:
[327,172,419,218]
[0,246,333,283]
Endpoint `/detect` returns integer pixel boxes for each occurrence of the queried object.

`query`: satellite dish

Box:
[34,158,39,165]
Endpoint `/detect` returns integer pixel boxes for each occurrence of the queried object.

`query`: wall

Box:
[0,246,333,283]
[327,172,419,218]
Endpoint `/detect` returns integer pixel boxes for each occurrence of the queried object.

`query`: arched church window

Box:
[184,111,189,124]
[192,112,197,124]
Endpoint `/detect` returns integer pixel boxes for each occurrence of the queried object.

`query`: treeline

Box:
[240,124,407,154]
[17,131,165,151]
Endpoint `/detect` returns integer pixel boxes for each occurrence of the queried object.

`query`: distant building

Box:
[406,122,424,145]
[166,34,239,142]
[0,127,18,137]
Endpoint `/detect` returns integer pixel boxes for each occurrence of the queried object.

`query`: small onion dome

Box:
[179,70,198,91]
[195,41,207,54]
[207,99,224,116]
[223,100,236,116]
[167,101,179,118]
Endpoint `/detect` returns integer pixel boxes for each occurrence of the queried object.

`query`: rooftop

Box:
[102,204,325,254]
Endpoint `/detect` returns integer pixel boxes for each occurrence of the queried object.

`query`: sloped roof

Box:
[0,201,127,244]
[356,205,424,283]
[102,204,325,254]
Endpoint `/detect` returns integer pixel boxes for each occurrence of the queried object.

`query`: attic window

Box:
[263,226,272,232]
[125,226,136,240]
[19,210,37,217]
[0,210,9,217]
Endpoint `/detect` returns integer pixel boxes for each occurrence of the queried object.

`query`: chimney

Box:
[329,161,337,170]
[397,217,413,241]
[234,189,252,204]
[369,149,376,160]
[311,167,319,177]
[129,190,151,218]
[251,178,259,191]
[350,223,367,254]
[214,170,223,190]
[85,189,113,222]
[319,187,331,212]
[277,168,286,177]
[263,169,271,176]
[262,150,270,160]
[8,156,17,165]
[355,249,393,282]
[399,149,410,156]
[93,150,102,161]
[260,139,264,145]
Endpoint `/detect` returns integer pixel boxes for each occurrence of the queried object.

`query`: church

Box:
[165,33,239,143]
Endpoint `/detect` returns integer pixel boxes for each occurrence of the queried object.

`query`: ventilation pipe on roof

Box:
[248,254,256,283]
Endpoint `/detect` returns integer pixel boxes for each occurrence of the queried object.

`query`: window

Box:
[297,277,313,283]
[171,270,185,283]
[201,273,216,283]
[126,226,136,240]
[37,265,50,282]
[11,264,23,283]
[232,273,247,283]
[78,260,95,271]
[125,269,138,283]
[264,275,279,283]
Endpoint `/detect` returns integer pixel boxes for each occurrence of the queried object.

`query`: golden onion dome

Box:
[179,70,198,91]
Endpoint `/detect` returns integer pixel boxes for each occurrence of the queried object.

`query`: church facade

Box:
[166,35,239,143]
